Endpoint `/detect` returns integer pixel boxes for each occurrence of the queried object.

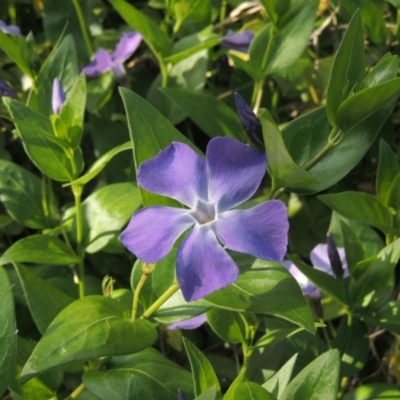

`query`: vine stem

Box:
[141,282,180,319]
[64,383,85,400]
[72,184,85,298]
[71,0,93,57]
[131,271,150,322]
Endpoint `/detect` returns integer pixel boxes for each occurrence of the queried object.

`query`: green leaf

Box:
[0,267,16,398]
[362,54,399,89]
[83,348,194,400]
[206,308,247,344]
[161,88,244,140]
[262,354,298,398]
[0,29,33,78]
[108,0,172,58]
[251,327,304,350]
[194,386,217,400]
[336,78,400,131]
[288,258,347,306]
[4,98,78,182]
[168,0,210,26]
[339,221,365,274]
[259,0,290,25]
[259,109,319,189]
[76,183,142,253]
[0,235,79,266]
[0,159,54,229]
[280,350,340,400]
[376,140,400,206]
[119,87,200,207]
[164,26,220,64]
[65,141,132,187]
[183,337,221,398]
[326,10,365,127]
[205,259,315,333]
[386,172,400,211]
[37,35,79,116]
[233,382,277,400]
[21,296,158,382]
[342,383,400,400]
[13,263,74,334]
[364,300,400,335]
[318,192,396,235]
[59,73,86,149]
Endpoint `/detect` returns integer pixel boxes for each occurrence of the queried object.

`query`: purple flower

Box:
[168,314,207,330]
[221,30,254,53]
[83,31,142,80]
[52,78,66,115]
[0,80,17,99]
[120,137,289,302]
[0,20,21,36]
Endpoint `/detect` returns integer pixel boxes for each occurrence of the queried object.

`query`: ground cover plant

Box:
[0,0,400,399]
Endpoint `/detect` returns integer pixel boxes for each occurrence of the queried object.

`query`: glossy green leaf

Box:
[364,300,400,335]
[386,172,400,210]
[260,0,290,25]
[75,183,142,253]
[65,141,132,187]
[0,159,54,229]
[289,258,347,306]
[83,348,194,400]
[13,263,74,334]
[262,354,298,398]
[259,109,319,189]
[194,386,217,400]
[342,383,400,400]
[205,259,315,333]
[0,235,79,266]
[4,98,79,182]
[233,382,277,400]
[206,308,247,344]
[362,54,399,89]
[161,88,244,139]
[0,267,16,398]
[280,350,340,400]
[108,0,172,58]
[164,26,220,64]
[376,140,400,205]
[37,35,79,116]
[183,337,221,398]
[326,10,365,126]
[339,221,365,274]
[120,87,200,206]
[251,327,303,350]
[336,78,400,131]
[0,29,33,78]
[168,0,210,26]
[318,192,396,235]
[21,296,158,382]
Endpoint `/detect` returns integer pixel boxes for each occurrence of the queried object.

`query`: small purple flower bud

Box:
[178,390,186,400]
[234,93,264,151]
[0,20,21,36]
[327,234,344,280]
[0,80,17,99]
[221,30,254,53]
[52,78,66,115]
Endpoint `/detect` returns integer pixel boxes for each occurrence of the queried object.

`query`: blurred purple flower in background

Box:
[221,30,254,53]
[120,137,289,302]
[83,31,142,80]
[168,314,207,330]
[0,80,17,99]
[52,78,66,115]
[0,20,21,36]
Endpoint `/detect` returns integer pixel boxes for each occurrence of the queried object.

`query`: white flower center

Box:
[190,198,217,225]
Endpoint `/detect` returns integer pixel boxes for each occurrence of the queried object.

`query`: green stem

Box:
[236,344,254,383]
[64,383,85,400]
[72,184,85,298]
[141,282,180,319]
[131,272,149,322]
[251,80,264,114]
[160,61,169,88]
[261,24,275,72]
[220,0,228,22]
[71,0,93,57]
[395,9,400,36]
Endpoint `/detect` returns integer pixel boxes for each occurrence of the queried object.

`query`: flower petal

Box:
[310,244,348,276]
[51,78,66,115]
[138,142,207,208]
[83,50,113,77]
[283,260,317,295]
[206,137,267,211]
[119,206,194,263]
[111,62,126,80]
[167,313,207,330]
[221,30,254,53]
[214,200,288,261]
[111,31,142,62]
[0,20,21,36]
[177,225,239,302]
[0,80,17,99]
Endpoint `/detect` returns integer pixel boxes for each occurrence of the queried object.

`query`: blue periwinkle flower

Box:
[168,314,207,330]
[83,31,142,80]
[234,92,264,150]
[0,80,17,99]
[221,30,254,53]
[120,137,289,301]
[178,390,186,400]
[327,233,344,279]
[52,78,66,115]
[0,20,21,36]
